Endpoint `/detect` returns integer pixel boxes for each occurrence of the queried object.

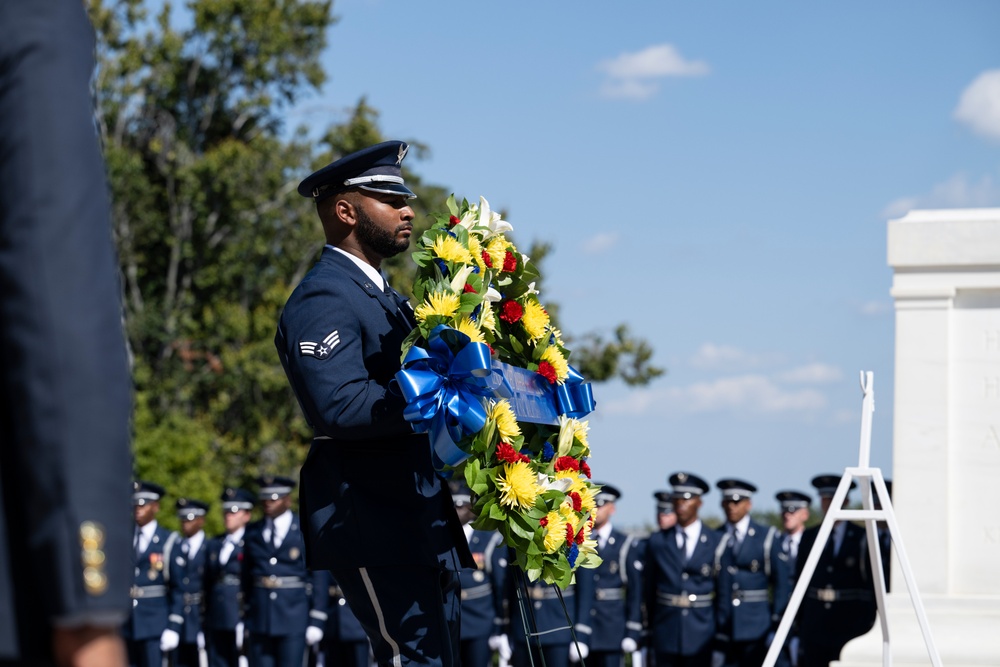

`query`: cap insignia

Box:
[396,144,408,166]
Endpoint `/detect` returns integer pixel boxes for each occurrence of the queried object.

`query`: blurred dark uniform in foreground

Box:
[0,1,133,665]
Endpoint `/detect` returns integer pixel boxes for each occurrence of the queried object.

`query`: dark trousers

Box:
[654,651,711,667]
[248,633,306,667]
[127,638,162,667]
[722,638,767,667]
[207,629,239,667]
[334,565,462,667]
[512,643,568,667]
[798,641,840,667]
[590,650,626,667]
[459,636,491,667]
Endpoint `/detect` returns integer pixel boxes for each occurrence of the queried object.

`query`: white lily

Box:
[537,473,574,493]
[524,281,539,296]
[485,286,503,302]
[449,265,476,293]
[474,196,514,239]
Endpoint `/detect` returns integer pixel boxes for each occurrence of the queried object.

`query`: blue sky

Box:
[284,1,1000,528]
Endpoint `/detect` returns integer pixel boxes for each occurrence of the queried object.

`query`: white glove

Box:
[489,635,512,661]
[305,626,324,646]
[632,650,644,667]
[235,622,244,650]
[160,629,180,652]
[568,642,589,662]
[621,637,638,653]
[197,631,206,650]
[711,650,725,667]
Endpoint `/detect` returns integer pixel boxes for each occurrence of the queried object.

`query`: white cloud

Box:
[581,232,620,255]
[603,374,827,416]
[775,363,842,384]
[954,69,1000,142]
[690,343,756,369]
[597,43,709,101]
[882,170,1000,219]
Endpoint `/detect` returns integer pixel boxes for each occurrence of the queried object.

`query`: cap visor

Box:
[358,182,417,199]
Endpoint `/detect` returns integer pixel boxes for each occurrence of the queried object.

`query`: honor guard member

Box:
[576,484,643,667]
[714,479,791,667]
[655,491,677,532]
[497,551,594,667]
[164,498,211,667]
[204,487,255,667]
[242,476,329,667]
[642,472,724,667]
[124,481,181,667]
[794,475,876,667]
[773,490,811,667]
[275,140,474,667]
[451,482,505,667]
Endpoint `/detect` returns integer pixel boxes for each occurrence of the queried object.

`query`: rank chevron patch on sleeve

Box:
[299,330,340,359]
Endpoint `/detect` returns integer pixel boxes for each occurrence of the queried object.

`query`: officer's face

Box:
[180,516,205,538]
[262,495,292,518]
[134,501,158,527]
[722,497,751,524]
[673,495,701,527]
[224,509,251,534]
[594,501,615,529]
[657,511,677,531]
[354,192,414,259]
[782,506,809,533]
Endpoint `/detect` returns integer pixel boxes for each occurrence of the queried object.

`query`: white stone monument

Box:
[838,208,1000,666]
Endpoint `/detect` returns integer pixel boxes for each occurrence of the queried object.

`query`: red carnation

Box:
[499,299,523,324]
[449,215,461,227]
[463,283,477,294]
[502,250,517,272]
[581,461,592,478]
[575,527,586,545]
[554,456,580,473]
[496,442,522,464]
[569,492,582,512]
[482,251,493,268]
[537,361,557,384]
[539,517,549,527]
[565,524,575,545]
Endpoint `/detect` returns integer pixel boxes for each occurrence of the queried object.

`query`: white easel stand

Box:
[762,372,942,667]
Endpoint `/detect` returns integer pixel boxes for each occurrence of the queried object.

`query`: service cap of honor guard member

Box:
[132,480,166,506]
[654,490,674,514]
[668,471,710,499]
[775,490,812,513]
[594,483,622,507]
[811,474,856,498]
[716,478,757,502]
[298,140,417,203]
[221,486,256,513]
[256,475,296,500]
[176,498,209,521]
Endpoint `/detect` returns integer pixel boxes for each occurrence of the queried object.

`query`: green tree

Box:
[88,0,662,530]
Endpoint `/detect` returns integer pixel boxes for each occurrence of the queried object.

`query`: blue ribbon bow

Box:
[552,366,596,420]
[395,325,502,470]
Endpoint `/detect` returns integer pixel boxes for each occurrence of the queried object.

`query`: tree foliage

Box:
[88,0,662,533]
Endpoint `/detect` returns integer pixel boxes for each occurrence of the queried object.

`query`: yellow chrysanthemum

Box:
[414,291,461,322]
[485,237,507,271]
[522,300,550,342]
[497,461,539,510]
[542,510,568,553]
[479,302,497,333]
[453,317,486,344]
[547,326,565,346]
[431,235,474,265]
[468,235,487,272]
[489,400,521,443]
[541,346,569,383]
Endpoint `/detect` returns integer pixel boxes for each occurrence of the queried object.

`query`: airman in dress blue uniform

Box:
[316,572,372,667]
[643,472,724,667]
[124,481,182,667]
[450,482,505,667]
[794,475,876,667]
[165,498,211,667]
[575,484,643,667]
[242,476,328,667]
[0,2,133,664]
[275,141,473,667]
[773,489,812,667]
[204,487,255,667]
[714,479,791,667]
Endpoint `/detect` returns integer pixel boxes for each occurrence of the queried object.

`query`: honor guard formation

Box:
[121,470,888,667]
